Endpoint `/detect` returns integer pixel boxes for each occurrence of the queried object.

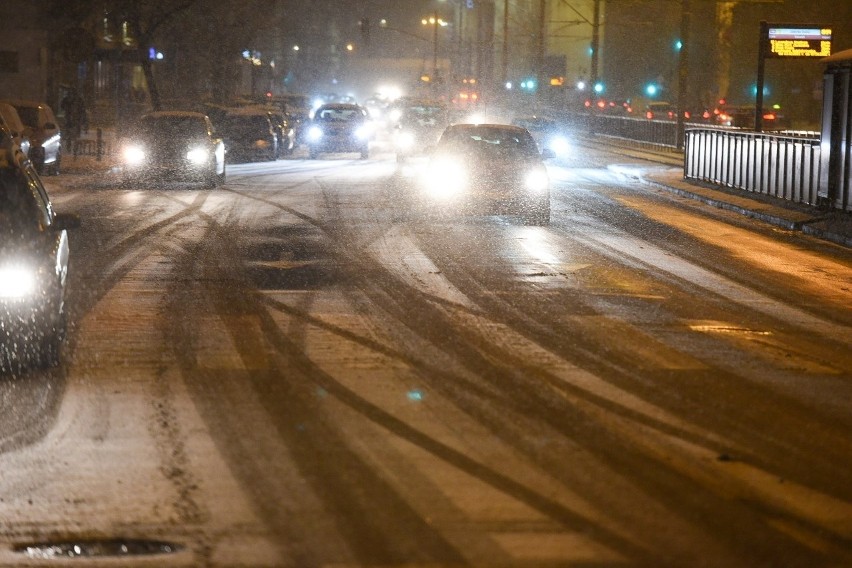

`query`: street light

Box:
[422,13,448,82]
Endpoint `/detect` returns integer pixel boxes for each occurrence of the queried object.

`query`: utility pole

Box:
[538,0,547,85]
[502,0,509,85]
[591,0,600,91]
[676,0,691,149]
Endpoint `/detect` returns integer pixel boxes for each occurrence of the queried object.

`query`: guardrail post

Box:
[96,128,103,161]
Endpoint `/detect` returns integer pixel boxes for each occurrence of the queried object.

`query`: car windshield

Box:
[438,127,539,158]
[222,115,269,134]
[315,108,362,121]
[138,116,207,138]
[12,107,40,129]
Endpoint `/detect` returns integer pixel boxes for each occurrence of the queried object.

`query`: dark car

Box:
[0,133,79,369]
[2,100,62,176]
[220,108,279,162]
[415,123,552,225]
[266,110,296,157]
[120,111,226,187]
[306,103,373,159]
[510,115,572,157]
[392,100,449,162]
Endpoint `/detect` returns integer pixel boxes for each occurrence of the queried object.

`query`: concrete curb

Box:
[641,174,852,249]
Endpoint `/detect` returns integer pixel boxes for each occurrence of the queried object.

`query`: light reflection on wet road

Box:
[1,147,850,567]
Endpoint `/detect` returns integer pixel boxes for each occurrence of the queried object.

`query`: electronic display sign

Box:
[764,25,832,58]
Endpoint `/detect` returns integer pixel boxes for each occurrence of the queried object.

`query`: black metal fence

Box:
[684,128,824,207]
[64,129,113,160]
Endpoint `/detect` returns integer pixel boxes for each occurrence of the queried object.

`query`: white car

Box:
[3,100,62,175]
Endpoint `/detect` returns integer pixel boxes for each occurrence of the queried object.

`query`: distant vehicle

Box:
[2,100,61,175]
[306,103,373,159]
[0,132,80,369]
[264,109,296,157]
[644,101,676,121]
[415,123,553,225]
[269,94,311,144]
[0,102,31,157]
[119,111,226,187]
[392,99,449,162]
[510,116,572,157]
[715,105,787,130]
[220,108,279,162]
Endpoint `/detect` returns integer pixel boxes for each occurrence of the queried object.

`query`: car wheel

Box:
[50,151,61,175]
[217,163,226,185]
[309,149,319,159]
[360,146,369,159]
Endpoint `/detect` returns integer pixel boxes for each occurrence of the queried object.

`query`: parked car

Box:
[275,94,311,144]
[2,100,61,175]
[219,108,279,162]
[266,109,296,157]
[0,131,80,369]
[119,111,226,187]
[415,123,553,225]
[0,102,31,157]
[306,103,373,159]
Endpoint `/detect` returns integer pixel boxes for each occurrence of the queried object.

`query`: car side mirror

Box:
[53,212,81,231]
[541,148,555,160]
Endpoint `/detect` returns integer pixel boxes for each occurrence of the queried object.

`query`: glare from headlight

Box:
[421,157,468,198]
[524,168,549,192]
[307,126,323,142]
[355,124,373,140]
[123,145,146,165]
[395,131,415,150]
[0,265,36,299]
[549,136,570,155]
[186,147,209,164]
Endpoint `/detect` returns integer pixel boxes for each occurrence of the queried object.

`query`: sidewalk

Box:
[583,138,852,249]
[641,169,852,248]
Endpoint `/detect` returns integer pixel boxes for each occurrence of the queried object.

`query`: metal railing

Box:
[684,128,823,207]
[65,129,113,160]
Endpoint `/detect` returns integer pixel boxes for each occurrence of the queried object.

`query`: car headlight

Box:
[421,157,468,198]
[186,147,209,164]
[395,131,415,150]
[254,139,270,149]
[307,126,323,142]
[0,264,37,299]
[548,136,570,156]
[355,124,373,140]
[524,167,549,193]
[122,144,146,165]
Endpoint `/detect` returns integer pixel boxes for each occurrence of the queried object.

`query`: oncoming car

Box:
[416,123,553,225]
[510,115,572,158]
[306,103,372,159]
[0,132,79,369]
[393,99,449,162]
[120,111,225,187]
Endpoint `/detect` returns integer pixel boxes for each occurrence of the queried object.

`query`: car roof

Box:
[317,103,364,111]
[143,110,207,119]
[446,123,528,134]
[223,107,273,117]
[1,99,52,110]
